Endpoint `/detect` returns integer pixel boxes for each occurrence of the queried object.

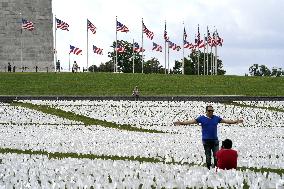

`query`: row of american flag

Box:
[22,17,223,56]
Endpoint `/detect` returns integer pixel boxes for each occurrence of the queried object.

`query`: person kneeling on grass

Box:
[216,139,238,170]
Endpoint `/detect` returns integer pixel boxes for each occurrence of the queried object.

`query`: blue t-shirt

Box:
[196,115,222,140]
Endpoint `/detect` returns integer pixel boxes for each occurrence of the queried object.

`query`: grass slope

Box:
[0,72,283,96]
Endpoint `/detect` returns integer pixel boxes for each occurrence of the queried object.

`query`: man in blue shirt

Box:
[174,105,243,169]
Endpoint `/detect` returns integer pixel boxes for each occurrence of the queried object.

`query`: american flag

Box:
[116,44,125,52]
[22,19,34,31]
[198,40,206,48]
[164,22,169,41]
[142,22,154,40]
[87,19,97,34]
[183,27,188,41]
[117,21,129,32]
[152,42,162,52]
[133,42,144,53]
[70,45,82,55]
[56,18,69,31]
[207,27,212,46]
[216,32,223,46]
[93,45,103,55]
[168,41,181,51]
[197,24,201,45]
[211,31,218,47]
[184,40,194,49]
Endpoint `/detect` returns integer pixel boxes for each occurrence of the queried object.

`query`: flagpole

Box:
[215,45,218,75]
[115,16,118,73]
[54,15,57,71]
[206,26,209,75]
[20,15,23,71]
[167,41,170,74]
[197,47,200,75]
[212,27,216,75]
[141,18,144,74]
[87,19,89,70]
[197,25,200,75]
[164,20,167,74]
[69,52,70,71]
[182,22,185,75]
[210,46,213,75]
[203,35,206,75]
[132,39,135,73]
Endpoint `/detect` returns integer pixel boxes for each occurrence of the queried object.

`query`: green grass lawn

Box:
[0,72,283,96]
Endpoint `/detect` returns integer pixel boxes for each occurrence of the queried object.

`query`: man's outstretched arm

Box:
[174,119,198,126]
[220,119,243,124]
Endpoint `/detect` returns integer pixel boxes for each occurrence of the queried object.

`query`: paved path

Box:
[0,95,283,102]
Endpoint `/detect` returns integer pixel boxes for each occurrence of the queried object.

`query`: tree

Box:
[173,50,226,75]
[259,65,271,76]
[108,40,143,73]
[249,64,259,76]
[98,60,114,72]
[143,57,164,74]
[249,64,271,76]
[271,67,283,77]
[88,64,99,72]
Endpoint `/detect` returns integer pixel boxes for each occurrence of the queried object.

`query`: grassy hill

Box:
[0,72,283,96]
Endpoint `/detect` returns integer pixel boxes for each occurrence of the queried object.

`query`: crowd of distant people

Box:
[5,60,84,73]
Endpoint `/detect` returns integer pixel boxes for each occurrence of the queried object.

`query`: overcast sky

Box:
[52,0,284,75]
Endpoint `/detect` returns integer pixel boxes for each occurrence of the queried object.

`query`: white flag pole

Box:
[141,18,144,74]
[182,22,185,75]
[206,26,209,75]
[115,16,118,73]
[203,34,206,75]
[87,19,89,70]
[133,39,135,73]
[167,41,170,74]
[20,14,23,71]
[164,20,167,74]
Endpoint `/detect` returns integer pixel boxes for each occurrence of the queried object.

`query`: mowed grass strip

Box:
[10,101,165,134]
[0,72,283,96]
[225,102,284,113]
[0,147,161,163]
[0,147,283,175]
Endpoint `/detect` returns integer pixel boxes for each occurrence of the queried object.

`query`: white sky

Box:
[52,0,284,75]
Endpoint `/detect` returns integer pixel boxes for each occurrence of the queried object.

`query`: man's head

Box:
[205,105,214,117]
[222,139,233,149]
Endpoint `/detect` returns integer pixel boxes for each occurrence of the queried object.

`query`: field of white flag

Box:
[0,100,283,188]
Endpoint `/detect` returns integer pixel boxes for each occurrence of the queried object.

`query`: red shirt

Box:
[216,149,238,170]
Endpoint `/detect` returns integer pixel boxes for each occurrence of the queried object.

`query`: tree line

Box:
[249,64,283,77]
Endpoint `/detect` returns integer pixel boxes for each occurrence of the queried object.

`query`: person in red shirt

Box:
[216,139,238,170]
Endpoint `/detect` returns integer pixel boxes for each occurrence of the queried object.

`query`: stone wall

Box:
[0,0,54,72]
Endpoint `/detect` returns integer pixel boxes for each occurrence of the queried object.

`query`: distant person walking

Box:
[7,62,11,72]
[174,105,243,169]
[56,60,61,72]
[72,61,78,73]
[216,139,238,170]
[132,86,139,100]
